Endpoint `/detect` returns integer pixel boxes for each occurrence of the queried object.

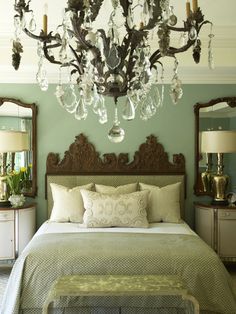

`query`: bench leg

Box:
[182,294,200,314]
[42,299,52,314]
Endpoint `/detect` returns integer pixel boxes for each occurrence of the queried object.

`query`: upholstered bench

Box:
[42,274,199,314]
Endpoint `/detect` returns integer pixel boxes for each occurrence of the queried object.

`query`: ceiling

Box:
[0,0,235,84]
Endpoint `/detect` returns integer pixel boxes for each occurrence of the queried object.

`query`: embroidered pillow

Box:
[50,183,94,223]
[95,183,137,194]
[81,190,149,228]
[139,182,181,223]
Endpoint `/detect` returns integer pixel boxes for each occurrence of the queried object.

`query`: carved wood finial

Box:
[46,133,185,174]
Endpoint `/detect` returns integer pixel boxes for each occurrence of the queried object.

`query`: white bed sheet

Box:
[35,220,196,237]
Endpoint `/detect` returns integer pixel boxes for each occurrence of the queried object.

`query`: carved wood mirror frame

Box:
[194,96,236,196]
[0,97,37,197]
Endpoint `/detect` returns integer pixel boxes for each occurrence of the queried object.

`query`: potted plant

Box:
[6,166,31,207]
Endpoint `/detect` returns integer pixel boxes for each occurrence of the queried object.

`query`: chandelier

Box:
[13,0,213,142]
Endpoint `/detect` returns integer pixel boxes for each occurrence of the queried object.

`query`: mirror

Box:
[0,98,37,197]
[194,97,236,196]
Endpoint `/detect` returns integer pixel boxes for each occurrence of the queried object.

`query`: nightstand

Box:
[195,202,236,262]
[0,203,36,261]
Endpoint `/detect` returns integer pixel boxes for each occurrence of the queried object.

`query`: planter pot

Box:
[9,194,25,208]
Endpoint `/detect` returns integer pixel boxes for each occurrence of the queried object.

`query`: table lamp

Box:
[201,130,236,205]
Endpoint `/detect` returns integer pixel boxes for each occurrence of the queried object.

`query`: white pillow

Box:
[81,190,149,228]
[95,183,137,194]
[50,183,94,223]
[139,182,181,223]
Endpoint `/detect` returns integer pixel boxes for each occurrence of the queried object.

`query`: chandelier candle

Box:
[192,0,198,13]
[12,0,213,142]
[186,1,191,18]
[43,3,48,35]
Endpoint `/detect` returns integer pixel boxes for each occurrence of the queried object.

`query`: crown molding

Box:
[0,65,235,84]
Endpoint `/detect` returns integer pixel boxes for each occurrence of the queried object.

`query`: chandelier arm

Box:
[119,33,133,70]
[44,42,62,49]
[168,20,212,56]
[168,40,194,55]
[70,17,93,50]
[70,23,104,72]
[149,39,193,66]
[42,40,82,75]
[167,25,189,33]
[86,0,104,22]
[68,44,84,75]
[197,20,212,32]
[97,29,110,59]
[23,28,48,42]
[43,43,62,66]
[126,49,139,82]
[150,50,162,66]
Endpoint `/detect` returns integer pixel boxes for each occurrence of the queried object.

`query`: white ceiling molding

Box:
[0,65,235,85]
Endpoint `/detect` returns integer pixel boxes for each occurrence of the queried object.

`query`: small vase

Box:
[9,194,25,208]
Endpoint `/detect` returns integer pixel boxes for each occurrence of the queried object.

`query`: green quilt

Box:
[1,232,236,314]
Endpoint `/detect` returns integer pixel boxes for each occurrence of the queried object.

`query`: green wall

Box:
[1,83,236,228]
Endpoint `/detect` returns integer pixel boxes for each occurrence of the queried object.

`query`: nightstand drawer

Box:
[218,210,236,220]
[0,210,14,221]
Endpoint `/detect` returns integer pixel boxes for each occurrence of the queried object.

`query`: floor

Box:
[0,266,12,307]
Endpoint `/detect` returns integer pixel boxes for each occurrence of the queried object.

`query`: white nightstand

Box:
[195,202,236,262]
[0,203,36,260]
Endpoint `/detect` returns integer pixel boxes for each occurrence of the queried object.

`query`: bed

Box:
[1,134,236,314]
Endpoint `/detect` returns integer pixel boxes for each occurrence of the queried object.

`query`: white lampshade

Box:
[0,130,29,153]
[201,130,236,153]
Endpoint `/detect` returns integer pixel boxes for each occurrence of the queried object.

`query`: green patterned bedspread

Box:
[1,232,236,314]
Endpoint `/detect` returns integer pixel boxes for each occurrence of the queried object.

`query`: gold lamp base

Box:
[211,173,229,206]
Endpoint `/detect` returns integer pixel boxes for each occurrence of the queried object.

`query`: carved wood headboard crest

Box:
[46,134,185,175]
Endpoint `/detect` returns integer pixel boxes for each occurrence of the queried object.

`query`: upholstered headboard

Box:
[45,134,186,218]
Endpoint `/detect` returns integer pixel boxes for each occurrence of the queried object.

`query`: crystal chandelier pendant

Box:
[36,41,49,91]
[20,11,26,29]
[152,68,162,108]
[169,58,183,105]
[168,6,177,26]
[29,13,36,32]
[98,102,108,125]
[122,96,136,121]
[140,96,155,121]
[82,87,93,106]
[108,123,125,143]
[74,99,88,120]
[39,77,49,91]
[92,85,101,114]
[63,84,78,113]
[108,105,125,143]
[55,84,66,108]
[208,24,215,70]
[170,77,183,105]
[14,16,22,37]
[189,26,197,41]
[36,64,48,91]
[153,86,162,108]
